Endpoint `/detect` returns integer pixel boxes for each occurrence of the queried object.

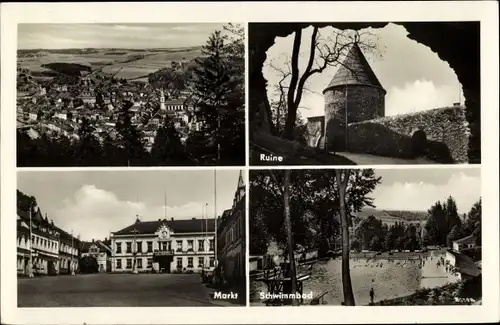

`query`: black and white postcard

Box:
[249,22,481,166]
[1,2,499,325]
[16,23,245,167]
[249,168,482,306]
[15,169,246,307]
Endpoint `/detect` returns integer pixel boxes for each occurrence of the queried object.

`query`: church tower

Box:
[232,170,245,209]
[160,89,166,110]
[323,41,386,151]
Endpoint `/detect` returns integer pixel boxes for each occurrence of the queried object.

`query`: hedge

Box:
[347,106,469,163]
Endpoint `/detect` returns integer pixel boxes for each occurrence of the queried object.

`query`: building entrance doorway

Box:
[154,254,173,273]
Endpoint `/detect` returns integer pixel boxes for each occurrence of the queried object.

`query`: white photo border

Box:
[1,1,499,324]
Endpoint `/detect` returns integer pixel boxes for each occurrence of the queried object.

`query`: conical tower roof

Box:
[323,42,385,93]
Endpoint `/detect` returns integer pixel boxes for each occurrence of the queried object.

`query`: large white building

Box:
[110,217,215,273]
[17,209,80,276]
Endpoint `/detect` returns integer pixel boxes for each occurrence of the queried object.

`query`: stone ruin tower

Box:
[323,42,386,151]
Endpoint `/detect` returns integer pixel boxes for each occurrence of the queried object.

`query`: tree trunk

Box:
[282,30,302,140]
[336,169,355,306]
[283,169,298,305]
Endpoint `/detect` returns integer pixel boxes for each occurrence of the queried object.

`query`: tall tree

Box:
[188,25,245,165]
[425,201,448,246]
[464,198,482,245]
[151,119,190,165]
[335,169,355,306]
[445,196,461,233]
[76,117,103,166]
[275,28,377,139]
[116,100,147,166]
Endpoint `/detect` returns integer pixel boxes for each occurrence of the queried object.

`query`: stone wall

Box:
[347,106,469,163]
[324,85,385,151]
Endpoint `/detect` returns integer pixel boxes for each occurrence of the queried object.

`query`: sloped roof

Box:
[114,218,216,236]
[323,42,385,93]
[447,249,481,277]
[237,170,245,190]
[453,234,476,245]
[165,99,185,106]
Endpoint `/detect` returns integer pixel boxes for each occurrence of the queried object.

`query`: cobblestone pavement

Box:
[18,273,240,307]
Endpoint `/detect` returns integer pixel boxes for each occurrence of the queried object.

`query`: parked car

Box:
[201,266,215,283]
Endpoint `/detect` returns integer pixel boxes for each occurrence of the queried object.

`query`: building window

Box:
[117,259,122,269]
[137,258,143,268]
[209,239,214,251]
[176,240,183,252]
[161,242,168,251]
[176,257,182,269]
[147,258,152,268]
[136,241,142,253]
[209,257,215,267]
[187,240,194,251]
[147,241,153,253]
[188,257,193,268]
[198,240,204,252]
[126,258,132,269]
[126,242,132,253]
[198,257,204,268]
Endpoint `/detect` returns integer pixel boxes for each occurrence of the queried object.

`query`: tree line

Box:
[344,195,481,253]
[351,218,422,252]
[250,169,381,256]
[17,24,245,167]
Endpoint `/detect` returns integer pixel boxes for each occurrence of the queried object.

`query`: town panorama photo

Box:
[16,23,245,167]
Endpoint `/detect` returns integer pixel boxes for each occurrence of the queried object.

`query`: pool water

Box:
[251,256,453,306]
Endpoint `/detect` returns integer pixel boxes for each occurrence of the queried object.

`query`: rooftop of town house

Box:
[164,99,185,106]
[114,218,216,236]
[446,249,482,277]
[17,208,80,243]
[453,234,477,245]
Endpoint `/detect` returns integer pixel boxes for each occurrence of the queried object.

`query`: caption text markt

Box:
[213,291,239,300]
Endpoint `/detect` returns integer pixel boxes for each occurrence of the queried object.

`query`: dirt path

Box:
[336,152,437,165]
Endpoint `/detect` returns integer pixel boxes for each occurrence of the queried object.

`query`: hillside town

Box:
[16,24,245,167]
[16,66,203,153]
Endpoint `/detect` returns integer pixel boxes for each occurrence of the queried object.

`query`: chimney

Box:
[192,217,196,220]
[171,217,174,221]
[158,218,161,222]
[104,237,107,242]
[92,239,94,243]
[453,102,460,107]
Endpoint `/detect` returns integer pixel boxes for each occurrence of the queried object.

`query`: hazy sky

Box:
[17,170,244,241]
[371,168,481,214]
[263,23,464,119]
[18,23,227,49]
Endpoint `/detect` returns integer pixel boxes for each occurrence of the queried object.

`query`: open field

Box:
[356,207,427,226]
[17,47,203,80]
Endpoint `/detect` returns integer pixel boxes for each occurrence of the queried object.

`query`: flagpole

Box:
[214,170,217,266]
[29,210,34,277]
[205,202,208,254]
[71,229,75,276]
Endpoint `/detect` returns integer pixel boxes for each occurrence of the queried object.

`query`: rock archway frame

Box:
[249,22,481,163]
